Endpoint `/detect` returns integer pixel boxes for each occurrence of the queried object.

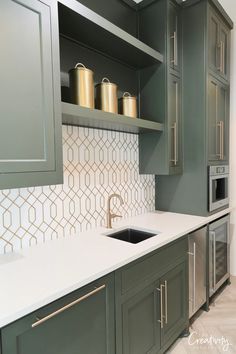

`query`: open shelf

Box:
[62,102,164,134]
[58,0,163,69]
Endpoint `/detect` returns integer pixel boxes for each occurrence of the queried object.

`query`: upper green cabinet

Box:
[208,75,229,163]
[169,1,181,73]
[208,5,230,83]
[156,0,232,216]
[1,274,115,354]
[139,0,183,175]
[0,0,62,189]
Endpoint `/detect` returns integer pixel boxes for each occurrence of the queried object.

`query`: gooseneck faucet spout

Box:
[106,193,124,228]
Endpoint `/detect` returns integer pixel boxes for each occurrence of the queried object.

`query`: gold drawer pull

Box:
[32,284,106,328]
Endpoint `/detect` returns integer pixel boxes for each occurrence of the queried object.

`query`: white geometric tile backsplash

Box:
[0,126,155,254]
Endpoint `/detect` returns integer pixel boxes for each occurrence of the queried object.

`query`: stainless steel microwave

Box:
[209,165,229,212]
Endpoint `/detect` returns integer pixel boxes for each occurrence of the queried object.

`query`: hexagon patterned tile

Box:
[0,126,155,254]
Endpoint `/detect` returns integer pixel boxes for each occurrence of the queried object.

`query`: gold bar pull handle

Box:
[157,284,165,329]
[32,285,106,328]
[217,41,223,72]
[164,280,168,324]
[170,122,177,165]
[217,121,222,159]
[222,41,225,74]
[221,121,224,160]
[170,31,177,66]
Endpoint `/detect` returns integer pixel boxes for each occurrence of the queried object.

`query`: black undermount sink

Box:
[106,228,157,244]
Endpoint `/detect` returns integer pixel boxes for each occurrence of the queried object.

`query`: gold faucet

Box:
[106,193,124,228]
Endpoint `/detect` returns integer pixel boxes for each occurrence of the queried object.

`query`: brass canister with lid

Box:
[96,78,118,114]
[120,92,137,118]
[69,63,94,108]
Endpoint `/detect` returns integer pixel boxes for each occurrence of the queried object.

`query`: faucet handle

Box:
[111,213,122,219]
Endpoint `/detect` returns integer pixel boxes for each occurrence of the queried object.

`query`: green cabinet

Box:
[139,0,183,175]
[208,5,230,82]
[169,1,181,73]
[115,237,188,354]
[160,262,187,348]
[0,275,115,354]
[0,0,62,189]
[156,0,232,216]
[208,75,229,163]
[0,238,189,354]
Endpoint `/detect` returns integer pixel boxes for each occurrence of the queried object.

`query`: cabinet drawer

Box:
[119,237,188,295]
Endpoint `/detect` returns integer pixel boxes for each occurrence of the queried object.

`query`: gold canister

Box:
[120,92,137,118]
[69,63,94,108]
[96,78,118,113]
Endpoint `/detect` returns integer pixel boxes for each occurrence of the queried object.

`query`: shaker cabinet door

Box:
[208,9,220,75]
[218,23,230,82]
[169,1,181,73]
[1,275,115,354]
[217,82,229,163]
[120,281,161,354]
[160,261,188,348]
[0,0,62,189]
[208,75,229,164]
[208,6,230,82]
[208,76,218,162]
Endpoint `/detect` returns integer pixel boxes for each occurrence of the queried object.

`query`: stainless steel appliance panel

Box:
[209,165,229,212]
[188,226,207,318]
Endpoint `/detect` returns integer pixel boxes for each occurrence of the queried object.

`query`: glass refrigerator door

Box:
[210,215,229,294]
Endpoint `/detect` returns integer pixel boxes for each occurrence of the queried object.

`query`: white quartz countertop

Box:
[0,208,232,328]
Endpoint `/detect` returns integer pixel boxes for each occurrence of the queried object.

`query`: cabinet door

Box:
[1,276,115,354]
[217,82,229,162]
[218,23,230,82]
[208,76,229,163]
[169,74,182,172]
[208,9,220,74]
[169,2,181,73]
[0,0,62,189]
[121,281,161,354]
[208,7,230,82]
[160,261,188,348]
[208,76,218,162]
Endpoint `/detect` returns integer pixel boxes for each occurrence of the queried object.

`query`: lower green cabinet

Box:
[0,239,188,354]
[116,238,188,354]
[160,262,188,350]
[0,274,115,354]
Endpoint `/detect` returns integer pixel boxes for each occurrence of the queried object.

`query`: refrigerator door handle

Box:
[188,243,195,314]
[193,242,196,311]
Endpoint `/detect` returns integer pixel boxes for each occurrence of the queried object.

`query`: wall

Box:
[0,126,155,254]
[219,0,236,276]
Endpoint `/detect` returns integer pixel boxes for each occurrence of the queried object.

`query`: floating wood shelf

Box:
[58,0,163,68]
[62,102,164,134]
